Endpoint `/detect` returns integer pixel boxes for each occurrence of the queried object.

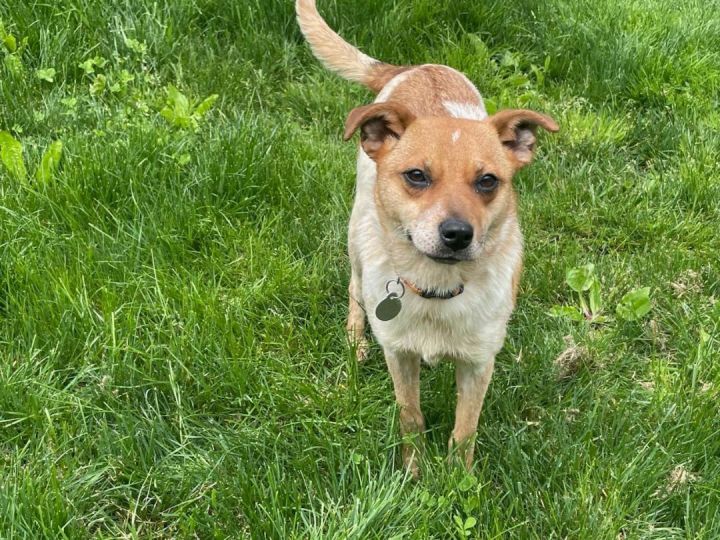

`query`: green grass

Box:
[1,0,719,537]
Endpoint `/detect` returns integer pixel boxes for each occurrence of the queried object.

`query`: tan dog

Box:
[296,0,558,475]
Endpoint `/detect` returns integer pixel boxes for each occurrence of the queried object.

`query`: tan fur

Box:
[373,65,484,115]
[295,0,408,92]
[296,0,558,476]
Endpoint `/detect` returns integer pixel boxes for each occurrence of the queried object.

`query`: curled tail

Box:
[295,0,407,93]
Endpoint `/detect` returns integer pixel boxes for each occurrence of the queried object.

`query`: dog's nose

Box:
[439,219,473,251]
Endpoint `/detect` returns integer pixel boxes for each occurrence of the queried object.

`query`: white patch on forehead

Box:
[375,69,415,103]
[443,100,488,120]
[451,129,461,143]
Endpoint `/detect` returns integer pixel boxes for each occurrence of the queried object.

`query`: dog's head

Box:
[344,101,558,264]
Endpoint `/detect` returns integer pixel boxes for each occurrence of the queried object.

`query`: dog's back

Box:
[296,0,488,121]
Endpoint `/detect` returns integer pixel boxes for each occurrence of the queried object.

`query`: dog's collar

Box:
[400,277,464,300]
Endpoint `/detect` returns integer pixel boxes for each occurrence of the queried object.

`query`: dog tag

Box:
[376,293,402,321]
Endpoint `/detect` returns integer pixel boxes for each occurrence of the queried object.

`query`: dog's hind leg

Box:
[347,270,369,362]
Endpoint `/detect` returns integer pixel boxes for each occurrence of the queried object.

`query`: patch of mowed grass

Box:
[1,0,719,537]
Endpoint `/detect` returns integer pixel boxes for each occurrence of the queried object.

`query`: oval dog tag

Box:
[376,293,402,321]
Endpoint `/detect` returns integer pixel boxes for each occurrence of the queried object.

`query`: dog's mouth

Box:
[427,254,462,265]
[405,230,469,265]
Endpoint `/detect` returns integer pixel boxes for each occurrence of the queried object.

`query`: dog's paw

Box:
[402,446,422,480]
[447,435,476,471]
[354,337,369,363]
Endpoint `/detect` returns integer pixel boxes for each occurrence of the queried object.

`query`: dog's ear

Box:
[343,101,416,160]
[487,109,559,168]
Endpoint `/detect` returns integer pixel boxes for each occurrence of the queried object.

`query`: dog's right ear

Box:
[343,102,416,160]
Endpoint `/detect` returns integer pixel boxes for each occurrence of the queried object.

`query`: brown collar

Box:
[400,278,464,300]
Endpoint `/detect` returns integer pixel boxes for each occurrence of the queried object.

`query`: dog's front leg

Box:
[385,349,424,478]
[449,358,495,470]
[346,271,368,362]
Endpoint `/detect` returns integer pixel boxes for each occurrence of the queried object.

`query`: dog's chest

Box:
[366,274,513,364]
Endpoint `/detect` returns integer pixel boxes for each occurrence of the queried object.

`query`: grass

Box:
[1,0,719,537]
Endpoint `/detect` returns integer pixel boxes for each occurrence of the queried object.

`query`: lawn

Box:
[1,0,719,537]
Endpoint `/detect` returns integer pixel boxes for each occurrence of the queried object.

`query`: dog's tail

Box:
[295,0,407,93]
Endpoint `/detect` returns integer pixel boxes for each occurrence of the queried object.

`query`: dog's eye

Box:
[476,174,499,193]
[403,169,430,188]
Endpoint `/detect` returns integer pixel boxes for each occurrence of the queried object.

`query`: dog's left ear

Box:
[343,101,416,160]
[488,109,559,168]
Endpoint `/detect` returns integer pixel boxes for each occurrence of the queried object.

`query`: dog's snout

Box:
[439,219,473,251]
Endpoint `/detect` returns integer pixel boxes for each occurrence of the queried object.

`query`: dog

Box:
[296,0,558,476]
